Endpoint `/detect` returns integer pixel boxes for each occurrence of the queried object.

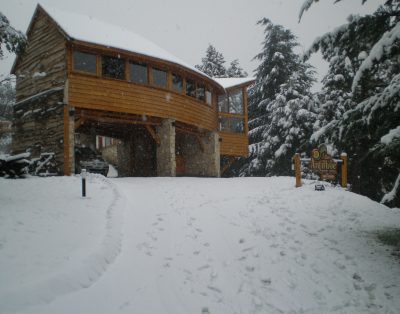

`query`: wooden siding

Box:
[68,73,218,131]
[14,10,67,101]
[219,132,249,157]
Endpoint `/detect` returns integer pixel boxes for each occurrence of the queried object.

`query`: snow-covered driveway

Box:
[2,176,400,313]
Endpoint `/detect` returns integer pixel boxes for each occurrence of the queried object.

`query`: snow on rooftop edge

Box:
[213,77,255,89]
[39,4,221,87]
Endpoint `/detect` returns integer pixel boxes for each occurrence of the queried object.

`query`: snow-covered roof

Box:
[35,4,221,88]
[213,77,255,89]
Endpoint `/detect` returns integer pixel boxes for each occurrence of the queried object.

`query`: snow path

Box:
[0,175,125,313]
[3,177,400,313]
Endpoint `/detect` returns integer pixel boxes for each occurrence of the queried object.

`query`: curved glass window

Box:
[152,68,167,88]
[130,61,147,84]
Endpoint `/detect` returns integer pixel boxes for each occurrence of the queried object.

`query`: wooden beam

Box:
[63,106,71,176]
[221,157,236,175]
[74,117,86,130]
[80,114,160,126]
[196,135,205,152]
[145,125,160,145]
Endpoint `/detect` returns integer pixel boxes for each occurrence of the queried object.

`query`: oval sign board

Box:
[310,144,337,180]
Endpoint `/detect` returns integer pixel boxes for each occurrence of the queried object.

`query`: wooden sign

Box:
[310,144,337,180]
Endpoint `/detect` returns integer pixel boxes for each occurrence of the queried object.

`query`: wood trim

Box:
[145,125,160,145]
[243,86,249,135]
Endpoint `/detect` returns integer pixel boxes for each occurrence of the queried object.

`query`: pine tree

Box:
[0,11,26,59]
[195,44,227,78]
[302,0,400,207]
[226,59,248,78]
[242,19,316,176]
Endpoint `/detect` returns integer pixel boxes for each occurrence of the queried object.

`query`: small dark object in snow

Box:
[315,184,325,191]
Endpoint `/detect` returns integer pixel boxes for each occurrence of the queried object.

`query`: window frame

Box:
[72,50,98,76]
[101,54,126,80]
[218,87,246,134]
[129,60,148,85]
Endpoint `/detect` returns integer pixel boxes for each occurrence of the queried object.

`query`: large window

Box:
[129,61,147,84]
[218,88,245,134]
[186,79,196,98]
[152,68,167,88]
[219,89,243,114]
[206,88,212,105]
[219,117,244,133]
[73,51,97,74]
[172,73,183,92]
[196,84,206,102]
[228,89,243,114]
[102,55,125,80]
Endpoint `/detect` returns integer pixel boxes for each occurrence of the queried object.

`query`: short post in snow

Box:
[340,153,348,188]
[294,153,302,188]
[81,169,87,197]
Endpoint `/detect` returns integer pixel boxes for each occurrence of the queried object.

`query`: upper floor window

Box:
[102,55,125,80]
[196,84,206,102]
[152,68,167,88]
[228,89,244,114]
[129,61,147,84]
[218,89,243,114]
[206,88,212,105]
[73,51,97,74]
[186,79,196,98]
[218,95,229,112]
[172,74,183,93]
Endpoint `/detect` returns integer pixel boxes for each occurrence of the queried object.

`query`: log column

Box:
[156,119,176,176]
[63,105,75,175]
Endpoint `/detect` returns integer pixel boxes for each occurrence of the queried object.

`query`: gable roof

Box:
[12,4,224,90]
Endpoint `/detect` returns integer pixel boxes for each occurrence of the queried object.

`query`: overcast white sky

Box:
[1,0,382,89]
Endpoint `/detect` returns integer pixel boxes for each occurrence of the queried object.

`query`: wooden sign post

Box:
[340,153,348,188]
[294,153,302,188]
[294,145,348,188]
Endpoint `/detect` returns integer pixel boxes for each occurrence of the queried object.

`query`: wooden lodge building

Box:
[11,4,254,177]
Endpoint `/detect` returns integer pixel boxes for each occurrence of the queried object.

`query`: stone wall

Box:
[12,89,65,174]
[101,144,118,165]
[156,119,176,176]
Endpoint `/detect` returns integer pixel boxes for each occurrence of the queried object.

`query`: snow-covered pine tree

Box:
[226,59,248,78]
[302,0,400,207]
[195,44,227,78]
[0,11,26,59]
[241,18,316,176]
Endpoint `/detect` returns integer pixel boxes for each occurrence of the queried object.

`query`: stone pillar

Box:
[180,131,220,177]
[117,138,134,177]
[205,131,220,177]
[156,119,176,176]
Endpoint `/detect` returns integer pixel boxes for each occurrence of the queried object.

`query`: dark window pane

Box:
[230,118,244,133]
[186,79,196,98]
[228,89,243,114]
[206,89,212,105]
[172,74,183,92]
[129,61,147,84]
[102,55,125,80]
[152,68,167,88]
[73,51,96,73]
[197,84,205,101]
[218,95,229,112]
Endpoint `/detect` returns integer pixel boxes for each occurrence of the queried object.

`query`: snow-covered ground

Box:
[1,176,399,314]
